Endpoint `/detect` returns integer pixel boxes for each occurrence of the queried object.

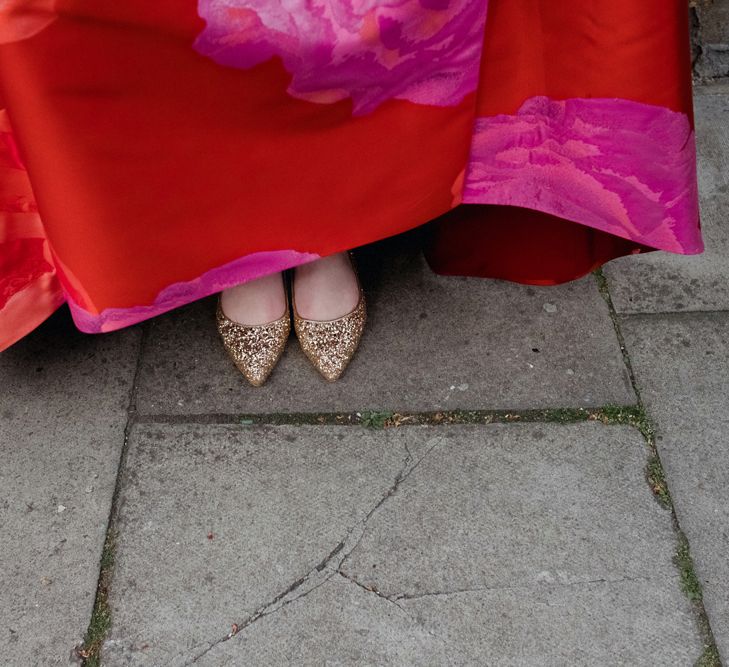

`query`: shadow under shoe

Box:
[215,292,290,387]
[292,252,367,382]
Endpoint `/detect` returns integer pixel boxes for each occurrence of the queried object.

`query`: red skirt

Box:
[0,0,702,350]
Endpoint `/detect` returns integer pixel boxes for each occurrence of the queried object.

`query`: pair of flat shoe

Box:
[216,253,366,386]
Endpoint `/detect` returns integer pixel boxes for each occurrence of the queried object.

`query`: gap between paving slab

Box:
[620,311,729,663]
[0,308,141,666]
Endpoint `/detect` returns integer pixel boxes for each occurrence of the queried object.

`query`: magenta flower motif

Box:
[462,96,702,254]
[193,0,488,115]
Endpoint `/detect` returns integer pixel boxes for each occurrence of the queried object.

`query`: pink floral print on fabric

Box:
[193,0,488,115]
[461,96,702,254]
[0,109,64,351]
[67,249,320,334]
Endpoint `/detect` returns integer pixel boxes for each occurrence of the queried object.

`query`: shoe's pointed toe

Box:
[216,299,290,387]
[293,294,366,382]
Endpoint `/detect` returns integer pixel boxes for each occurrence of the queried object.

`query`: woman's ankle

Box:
[220,271,287,325]
[293,252,360,321]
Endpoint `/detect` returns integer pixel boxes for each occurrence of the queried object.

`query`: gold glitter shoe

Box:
[215,276,291,387]
[292,251,367,382]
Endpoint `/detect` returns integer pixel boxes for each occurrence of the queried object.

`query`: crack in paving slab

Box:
[335,570,449,648]
[389,574,658,601]
[102,421,699,665]
[177,436,444,665]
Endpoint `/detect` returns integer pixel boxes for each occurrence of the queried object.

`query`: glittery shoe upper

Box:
[216,297,291,386]
[293,281,366,383]
[294,292,367,381]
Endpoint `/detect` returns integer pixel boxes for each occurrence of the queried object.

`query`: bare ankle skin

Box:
[220,271,286,325]
[293,252,360,321]
[219,251,358,326]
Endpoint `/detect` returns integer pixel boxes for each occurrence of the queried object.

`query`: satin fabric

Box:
[0,0,701,350]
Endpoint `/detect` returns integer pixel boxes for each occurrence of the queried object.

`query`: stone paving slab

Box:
[103,421,436,665]
[135,239,633,415]
[103,422,700,666]
[621,312,729,660]
[604,88,729,314]
[195,574,696,667]
[0,309,140,665]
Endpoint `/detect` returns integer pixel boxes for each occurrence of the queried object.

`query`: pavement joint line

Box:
[133,406,643,427]
[594,269,643,403]
[75,323,149,667]
[620,310,729,320]
[595,269,722,667]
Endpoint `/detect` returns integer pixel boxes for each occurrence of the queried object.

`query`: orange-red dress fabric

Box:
[0,0,702,350]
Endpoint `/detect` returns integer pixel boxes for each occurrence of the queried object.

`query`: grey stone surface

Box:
[604,88,729,314]
[135,238,633,415]
[693,0,729,80]
[339,425,676,594]
[103,422,435,665]
[0,309,140,665]
[622,311,729,660]
[103,423,700,666]
[399,578,698,666]
[191,574,695,667]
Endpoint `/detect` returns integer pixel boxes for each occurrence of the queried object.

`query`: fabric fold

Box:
[0,0,702,349]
